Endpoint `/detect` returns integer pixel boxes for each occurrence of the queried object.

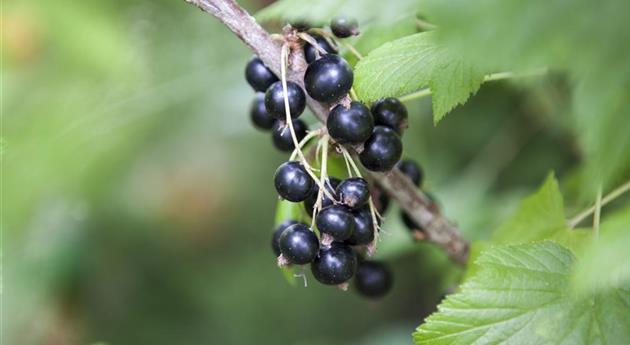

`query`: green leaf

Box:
[414,242,630,345]
[353,32,485,123]
[256,0,422,25]
[344,18,418,66]
[423,0,630,191]
[572,205,630,295]
[492,173,566,244]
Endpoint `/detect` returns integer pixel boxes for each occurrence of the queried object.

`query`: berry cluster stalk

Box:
[184,0,470,264]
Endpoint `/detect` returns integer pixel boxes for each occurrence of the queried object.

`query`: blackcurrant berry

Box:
[330,16,359,38]
[304,55,353,103]
[304,178,340,215]
[304,34,338,64]
[272,220,300,256]
[336,177,370,209]
[327,102,374,145]
[245,57,278,92]
[274,161,315,202]
[316,205,355,241]
[265,81,306,120]
[359,126,403,172]
[279,223,320,264]
[345,207,375,246]
[250,93,276,130]
[311,243,357,285]
[371,185,390,214]
[271,119,308,152]
[354,261,392,298]
[397,159,423,187]
[371,98,408,133]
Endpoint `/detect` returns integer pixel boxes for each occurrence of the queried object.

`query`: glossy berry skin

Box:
[304,34,338,64]
[359,126,403,172]
[304,55,353,103]
[346,207,375,246]
[271,119,308,152]
[397,159,423,187]
[371,98,408,133]
[265,81,306,120]
[279,223,320,264]
[336,177,370,209]
[245,57,278,92]
[354,261,392,298]
[274,161,315,202]
[250,93,276,130]
[311,243,357,285]
[316,205,355,241]
[304,178,340,215]
[327,102,374,145]
[272,220,300,256]
[330,16,359,38]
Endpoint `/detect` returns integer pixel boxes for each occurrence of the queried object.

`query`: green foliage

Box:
[492,173,566,245]
[572,205,630,295]
[353,32,485,123]
[423,0,630,190]
[414,242,630,345]
[255,0,421,25]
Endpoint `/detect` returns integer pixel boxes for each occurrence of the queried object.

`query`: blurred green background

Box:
[3,0,585,344]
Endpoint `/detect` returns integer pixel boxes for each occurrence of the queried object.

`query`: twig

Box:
[184,0,469,264]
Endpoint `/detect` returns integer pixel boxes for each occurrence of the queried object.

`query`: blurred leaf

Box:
[459,240,489,283]
[424,0,630,190]
[345,18,418,66]
[353,32,485,123]
[492,173,566,244]
[274,199,304,225]
[572,204,630,295]
[256,0,422,25]
[414,241,630,344]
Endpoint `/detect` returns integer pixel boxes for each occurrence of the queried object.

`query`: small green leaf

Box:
[354,31,485,123]
[492,173,566,244]
[414,242,630,345]
[572,204,630,295]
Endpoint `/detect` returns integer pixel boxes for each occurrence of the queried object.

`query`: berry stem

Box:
[568,180,630,228]
[280,43,335,201]
[309,28,363,60]
[311,135,332,229]
[289,127,324,161]
[397,69,548,103]
[593,186,602,239]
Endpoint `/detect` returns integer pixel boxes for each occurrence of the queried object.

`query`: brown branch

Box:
[184,0,470,264]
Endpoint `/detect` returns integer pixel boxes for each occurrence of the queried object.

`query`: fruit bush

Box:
[181,0,630,343]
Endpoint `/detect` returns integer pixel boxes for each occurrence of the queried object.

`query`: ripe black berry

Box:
[316,204,355,241]
[327,102,374,145]
[250,93,276,130]
[371,98,408,133]
[397,159,423,187]
[279,223,320,264]
[371,185,390,214]
[274,161,315,202]
[304,55,353,103]
[245,57,278,92]
[311,243,357,285]
[304,34,338,64]
[272,220,300,256]
[354,261,392,298]
[330,16,359,38]
[345,207,375,246]
[336,177,370,209]
[304,178,340,215]
[359,126,403,172]
[271,119,308,152]
[265,81,306,120]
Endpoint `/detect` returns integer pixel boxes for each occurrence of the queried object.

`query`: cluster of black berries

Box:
[243,17,431,298]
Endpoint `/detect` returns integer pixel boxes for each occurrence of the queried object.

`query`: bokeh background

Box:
[3,0,585,344]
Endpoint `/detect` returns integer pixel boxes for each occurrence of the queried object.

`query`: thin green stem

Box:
[289,128,322,161]
[593,186,602,239]
[398,69,548,103]
[568,180,630,228]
